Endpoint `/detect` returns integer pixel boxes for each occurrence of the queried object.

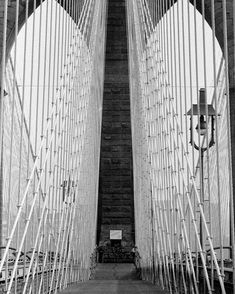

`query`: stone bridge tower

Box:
[97,0,135,249]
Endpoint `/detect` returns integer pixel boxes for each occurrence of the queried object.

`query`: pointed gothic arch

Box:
[147,0,234,86]
[0,0,85,66]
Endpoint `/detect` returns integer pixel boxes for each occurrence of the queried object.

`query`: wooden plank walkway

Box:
[59,264,169,294]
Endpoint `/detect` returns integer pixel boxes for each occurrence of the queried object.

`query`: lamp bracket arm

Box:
[193,142,207,152]
[193,140,215,152]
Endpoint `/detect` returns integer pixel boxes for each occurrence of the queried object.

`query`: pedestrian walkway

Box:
[59,263,169,294]
[92,263,138,280]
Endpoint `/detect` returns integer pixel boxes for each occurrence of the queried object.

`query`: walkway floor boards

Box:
[59,264,169,294]
[59,280,168,293]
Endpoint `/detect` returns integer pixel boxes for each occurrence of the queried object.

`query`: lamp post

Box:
[187,88,216,249]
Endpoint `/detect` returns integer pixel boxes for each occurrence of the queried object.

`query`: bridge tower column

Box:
[97,0,135,250]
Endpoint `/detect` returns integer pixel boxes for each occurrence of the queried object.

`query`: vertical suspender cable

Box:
[232,0,235,289]
[222,0,235,290]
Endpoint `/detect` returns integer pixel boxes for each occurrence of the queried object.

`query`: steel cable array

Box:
[127,0,234,293]
[0,0,106,293]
